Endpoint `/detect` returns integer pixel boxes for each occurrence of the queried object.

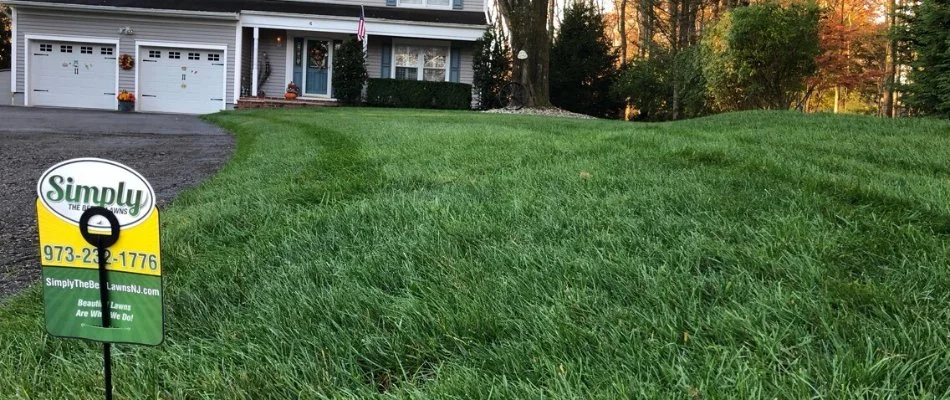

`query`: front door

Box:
[304,39,331,96]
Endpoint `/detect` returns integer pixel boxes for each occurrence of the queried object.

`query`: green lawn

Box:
[2,109,950,398]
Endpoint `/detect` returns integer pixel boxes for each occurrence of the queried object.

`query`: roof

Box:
[10,0,488,25]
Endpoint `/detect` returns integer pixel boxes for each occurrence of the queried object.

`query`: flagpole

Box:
[360,5,368,54]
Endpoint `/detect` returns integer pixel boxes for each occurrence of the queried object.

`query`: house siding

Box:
[257,29,287,97]
[0,70,11,103]
[366,36,390,79]
[14,7,238,105]
[458,45,473,85]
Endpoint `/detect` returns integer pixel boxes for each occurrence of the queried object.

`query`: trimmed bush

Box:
[366,79,472,110]
[332,36,368,105]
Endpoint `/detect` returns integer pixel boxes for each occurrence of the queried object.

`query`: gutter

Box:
[2,0,240,20]
[241,10,488,29]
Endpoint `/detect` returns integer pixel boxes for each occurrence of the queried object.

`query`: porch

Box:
[236,96,339,109]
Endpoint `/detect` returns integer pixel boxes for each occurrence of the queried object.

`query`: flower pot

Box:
[118,100,135,112]
[284,92,298,100]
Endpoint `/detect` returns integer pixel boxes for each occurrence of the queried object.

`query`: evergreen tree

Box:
[332,36,368,105]
[1,5,10,69]
[904,0,950,117]
[472,27,511,110]
[550,3,619,117]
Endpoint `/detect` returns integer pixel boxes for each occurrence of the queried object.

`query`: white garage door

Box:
[29,40,116,109]
[138,46,225,114]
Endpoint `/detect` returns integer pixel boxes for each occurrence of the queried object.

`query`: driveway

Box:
[0,106,235,300]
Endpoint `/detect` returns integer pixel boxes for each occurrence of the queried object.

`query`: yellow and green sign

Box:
[37,158,163,346]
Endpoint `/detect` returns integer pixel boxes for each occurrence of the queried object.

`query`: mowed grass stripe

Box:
[1,109,948,398]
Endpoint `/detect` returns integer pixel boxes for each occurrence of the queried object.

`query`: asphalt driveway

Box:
[0,106,235,300]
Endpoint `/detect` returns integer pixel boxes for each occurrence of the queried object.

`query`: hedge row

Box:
[366,79,472,110]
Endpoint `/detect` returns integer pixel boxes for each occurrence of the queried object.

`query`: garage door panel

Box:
[139,47,225,114]
[29,41,116,110]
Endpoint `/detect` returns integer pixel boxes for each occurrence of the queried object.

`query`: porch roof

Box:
[8,0,488,26]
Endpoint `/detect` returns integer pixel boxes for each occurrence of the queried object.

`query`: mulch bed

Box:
[0,132,233,301]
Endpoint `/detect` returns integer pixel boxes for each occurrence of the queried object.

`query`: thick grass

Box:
[1,109,949,398]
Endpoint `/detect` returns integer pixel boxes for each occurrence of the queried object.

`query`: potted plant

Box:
[117,90,135,112]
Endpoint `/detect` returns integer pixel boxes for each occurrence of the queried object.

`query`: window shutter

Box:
[453,0,463,9]
[387,0,397,6]
[381,44,392,78]
[449,46,461,83]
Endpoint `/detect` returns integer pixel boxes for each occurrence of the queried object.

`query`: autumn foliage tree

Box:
[805,0,887,113]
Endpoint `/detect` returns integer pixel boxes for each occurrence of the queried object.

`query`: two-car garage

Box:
[26,37,226,114]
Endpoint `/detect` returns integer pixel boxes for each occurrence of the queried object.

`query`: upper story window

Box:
[397,0,451,9]
[393,44,448,82]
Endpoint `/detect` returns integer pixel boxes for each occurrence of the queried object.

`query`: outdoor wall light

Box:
[118,26,134,35]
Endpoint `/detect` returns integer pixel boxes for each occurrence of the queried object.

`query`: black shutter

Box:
[381,44,392,78]
[453,0,463,9]
[449,45,461,82]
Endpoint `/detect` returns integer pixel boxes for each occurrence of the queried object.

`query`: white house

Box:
[4,0,487,113]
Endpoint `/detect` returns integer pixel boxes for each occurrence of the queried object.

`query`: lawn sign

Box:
[36,158,163,399]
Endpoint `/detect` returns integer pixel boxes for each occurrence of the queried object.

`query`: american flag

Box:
[357,6,366,42]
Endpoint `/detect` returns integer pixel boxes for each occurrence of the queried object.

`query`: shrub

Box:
[472,27,511,110]
[611,46,707,121]
[332,36,368,105]
[366,79,472,110]
[701,3,820,111]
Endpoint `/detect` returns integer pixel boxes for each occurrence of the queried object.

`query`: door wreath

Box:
[119,54,135,70]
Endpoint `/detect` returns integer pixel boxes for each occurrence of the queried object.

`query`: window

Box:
[188,52,200,60]
[101,47,113,55]
[40,44,53,52]
[207,53,220,62]
[148,50,162,58]
[168,51,181,59]
[81,46,93,54]
[61,45,73,53]
[393,44,448,81]
[398,0,451,8]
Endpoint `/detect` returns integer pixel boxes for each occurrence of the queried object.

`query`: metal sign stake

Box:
[80,207,121,400]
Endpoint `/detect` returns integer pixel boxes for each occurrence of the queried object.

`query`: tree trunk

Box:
[498,0,552,107]
[547,0,555,43]
[882,0,896,117]
[637,0,653,58]
[834,86,839,113]
[619,0,628,65]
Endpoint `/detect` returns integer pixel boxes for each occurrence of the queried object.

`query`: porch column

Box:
[252,27,260,97]
[234,24,243,103]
